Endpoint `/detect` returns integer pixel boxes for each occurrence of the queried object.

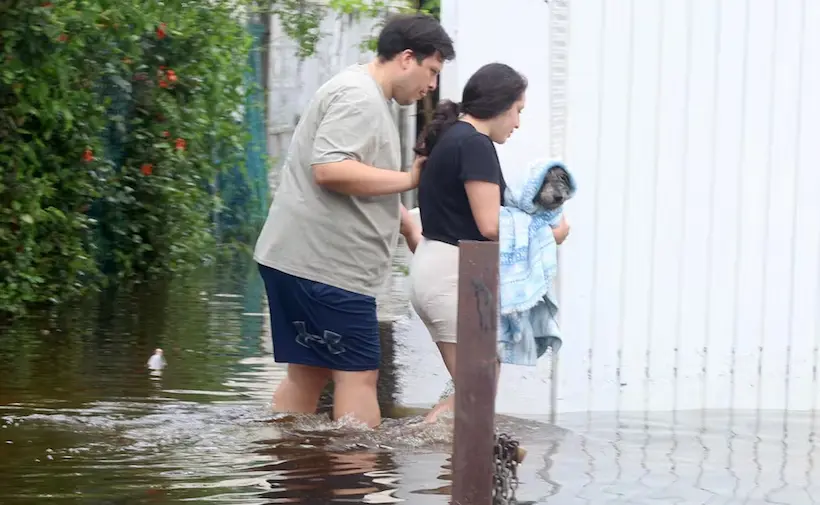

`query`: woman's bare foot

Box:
[424,394,455,423]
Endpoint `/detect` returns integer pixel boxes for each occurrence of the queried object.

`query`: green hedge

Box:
[0,1,257,316]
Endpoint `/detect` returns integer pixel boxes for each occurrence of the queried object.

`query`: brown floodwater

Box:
[1,260,819,504]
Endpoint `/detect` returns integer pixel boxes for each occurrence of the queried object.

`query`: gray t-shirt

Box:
[253,64,402,297]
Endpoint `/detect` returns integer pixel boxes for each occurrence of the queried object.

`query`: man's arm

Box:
[399,204,422,253]
[311,87,414,196]
[313,160,414,197]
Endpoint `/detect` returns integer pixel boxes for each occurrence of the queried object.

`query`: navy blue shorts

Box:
[258,263,380,372]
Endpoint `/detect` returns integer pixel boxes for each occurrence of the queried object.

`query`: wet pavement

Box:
[1,259,818,504]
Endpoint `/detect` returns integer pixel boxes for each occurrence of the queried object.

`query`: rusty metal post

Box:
[451,240,499,505]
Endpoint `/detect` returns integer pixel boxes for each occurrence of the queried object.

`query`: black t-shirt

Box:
[417,121,506,246]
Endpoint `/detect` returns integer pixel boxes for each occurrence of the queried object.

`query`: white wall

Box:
[440,0,553,190]
[436,0,820,415]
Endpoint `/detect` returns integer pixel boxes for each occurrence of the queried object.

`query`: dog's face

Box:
[533,166,572,210]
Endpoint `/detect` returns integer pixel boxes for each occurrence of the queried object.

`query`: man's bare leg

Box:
[272,364,332,413]
[332,369,381,428]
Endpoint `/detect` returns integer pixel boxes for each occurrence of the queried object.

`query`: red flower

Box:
[162,131,170,138]
[140,164,153,176]
[166,69,177,83]
[157,23,167,40]
[158,79,168,89]
[82,149,93,162]
[175,138,186,151]
[41,2,53,7]
[58,33,68,43]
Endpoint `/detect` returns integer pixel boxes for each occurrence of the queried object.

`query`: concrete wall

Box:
[265,11,379,194]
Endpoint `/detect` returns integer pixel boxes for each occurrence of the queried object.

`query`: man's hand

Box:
[409,155,427,189]
[400,204,422,253]
[552,214,570,245]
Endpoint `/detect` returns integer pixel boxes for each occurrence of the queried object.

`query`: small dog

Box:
[533,166,573,210]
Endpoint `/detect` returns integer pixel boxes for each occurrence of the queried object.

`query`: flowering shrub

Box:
[0,1,255,315]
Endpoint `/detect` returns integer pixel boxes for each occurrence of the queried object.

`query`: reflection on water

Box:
[1,259,819,504]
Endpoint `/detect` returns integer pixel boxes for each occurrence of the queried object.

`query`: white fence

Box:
[439,0,820,415]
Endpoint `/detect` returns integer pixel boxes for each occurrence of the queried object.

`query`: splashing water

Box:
[2,263,818,504]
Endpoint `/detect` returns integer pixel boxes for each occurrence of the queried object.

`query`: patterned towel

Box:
[497,159,576,366]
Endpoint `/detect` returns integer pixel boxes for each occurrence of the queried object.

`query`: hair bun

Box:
[414,99,462,157]
[433,100,460,120]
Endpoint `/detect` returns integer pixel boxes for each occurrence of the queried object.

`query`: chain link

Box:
[492,433,521,505]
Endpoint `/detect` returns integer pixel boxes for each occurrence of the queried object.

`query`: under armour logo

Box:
[293,321,346,355]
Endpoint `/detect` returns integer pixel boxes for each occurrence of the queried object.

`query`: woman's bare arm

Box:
[552,214,570,244]
[465,180,501,241]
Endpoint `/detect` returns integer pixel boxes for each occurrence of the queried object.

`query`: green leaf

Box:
[111,75,132,92]
[0,0,265,316]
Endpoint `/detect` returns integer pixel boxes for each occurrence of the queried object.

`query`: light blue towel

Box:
[497,159,576,366]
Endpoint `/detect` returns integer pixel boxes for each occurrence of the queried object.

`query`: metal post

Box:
[451,240,499,505]
[397,104,418,209]
[548,0,570,420]
[260,12,273,162]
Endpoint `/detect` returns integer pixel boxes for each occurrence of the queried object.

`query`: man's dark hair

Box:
[376,13,455,63]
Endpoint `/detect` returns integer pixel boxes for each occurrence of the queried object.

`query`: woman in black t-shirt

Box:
[409,62,568,423]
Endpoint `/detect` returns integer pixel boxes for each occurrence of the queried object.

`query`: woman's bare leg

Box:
[425,343,501,423]
[424,342,457,423]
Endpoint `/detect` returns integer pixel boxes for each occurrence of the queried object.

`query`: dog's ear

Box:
[536,175,550,193]
[551,166,570,186]
[532,176,550,205]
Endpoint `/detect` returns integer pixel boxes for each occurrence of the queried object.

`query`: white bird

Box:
[147,348,166,370]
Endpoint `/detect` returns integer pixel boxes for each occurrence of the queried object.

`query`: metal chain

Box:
[492,433,521,505]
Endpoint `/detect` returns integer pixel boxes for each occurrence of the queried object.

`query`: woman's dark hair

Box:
[414,62,527,156]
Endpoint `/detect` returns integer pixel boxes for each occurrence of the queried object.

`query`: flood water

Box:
[1,258,819,504]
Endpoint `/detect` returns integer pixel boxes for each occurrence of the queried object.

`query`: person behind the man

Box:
[253,13,454,428]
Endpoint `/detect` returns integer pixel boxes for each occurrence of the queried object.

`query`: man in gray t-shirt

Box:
[253,13,454,428]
